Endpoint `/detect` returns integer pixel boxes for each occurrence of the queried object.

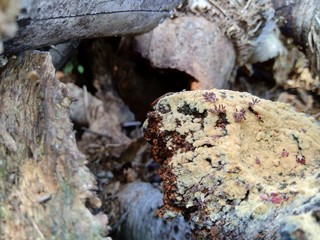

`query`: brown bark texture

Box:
[0,51,109,239]
[3,0,181,54]
[273,0,320,76]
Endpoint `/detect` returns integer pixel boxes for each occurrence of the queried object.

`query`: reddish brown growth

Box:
[203,92,217,103]
[281,149,289,157]
[260,192,288,204]
[233,108,246,122]
[211,134,222,140]
[255,157,261,164]
[296,155,306,165]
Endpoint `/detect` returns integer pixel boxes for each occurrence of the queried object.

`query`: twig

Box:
[83,85,91,123]
[207,0,227,17]
[244,0,252,10]
[122,121,141,128]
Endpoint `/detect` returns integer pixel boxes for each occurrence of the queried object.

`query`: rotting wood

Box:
[130,14,236,89]
[144,89,320,239]
[0,51,109,239]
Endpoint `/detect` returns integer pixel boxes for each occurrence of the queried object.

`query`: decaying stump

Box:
[0,51,109,239]
[144,89,320,239]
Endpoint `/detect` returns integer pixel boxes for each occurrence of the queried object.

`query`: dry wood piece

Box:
[3,0,181,54]
[273,0,320,76]
[0,0,19,53]
[184,0,285,65]
[115,182,192,240]
[131,14,236,89]
[68,82,132,160]
[0,51,109,239]
[144,89,320,239]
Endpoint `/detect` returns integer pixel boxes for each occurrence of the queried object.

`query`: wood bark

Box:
[130,14,236,89]
[115,182,192,240]
[0,51,109,239]
[3,0,181,54]
[273,0,320,76]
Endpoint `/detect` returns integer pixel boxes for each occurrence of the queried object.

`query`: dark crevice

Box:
[21,10,172,22]
[177,103,208,119]
[292,134,302,151]
[248,106,263,123]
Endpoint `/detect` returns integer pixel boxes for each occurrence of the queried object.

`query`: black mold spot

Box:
[21,8,27,14]
[248,106,263,122]
[201,143,214,148]
[216,112,229,129]
[220,92,227,98]
[177,102,207,119]
[158,102,171,114]
[18,18,31,28]
[175,119,181,127]
[312,209,320,223]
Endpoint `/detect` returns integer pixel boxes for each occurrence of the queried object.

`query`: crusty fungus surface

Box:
[144,89,320,239]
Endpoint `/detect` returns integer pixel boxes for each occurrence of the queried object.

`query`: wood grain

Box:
[3,0,181,54]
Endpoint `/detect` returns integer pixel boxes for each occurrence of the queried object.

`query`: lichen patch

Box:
[144,89,320,238]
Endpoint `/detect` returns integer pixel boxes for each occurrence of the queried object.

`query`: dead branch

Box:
[3,0,181,54]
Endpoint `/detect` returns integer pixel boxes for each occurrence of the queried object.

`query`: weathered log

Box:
[50,41,80,70]
[184,0,285,65]
[273,0,320,76]
[3,0,181,54]
[129,14,236,89]
[115,182,192,240]
[144,89,320,239]
[0,51,109,239]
